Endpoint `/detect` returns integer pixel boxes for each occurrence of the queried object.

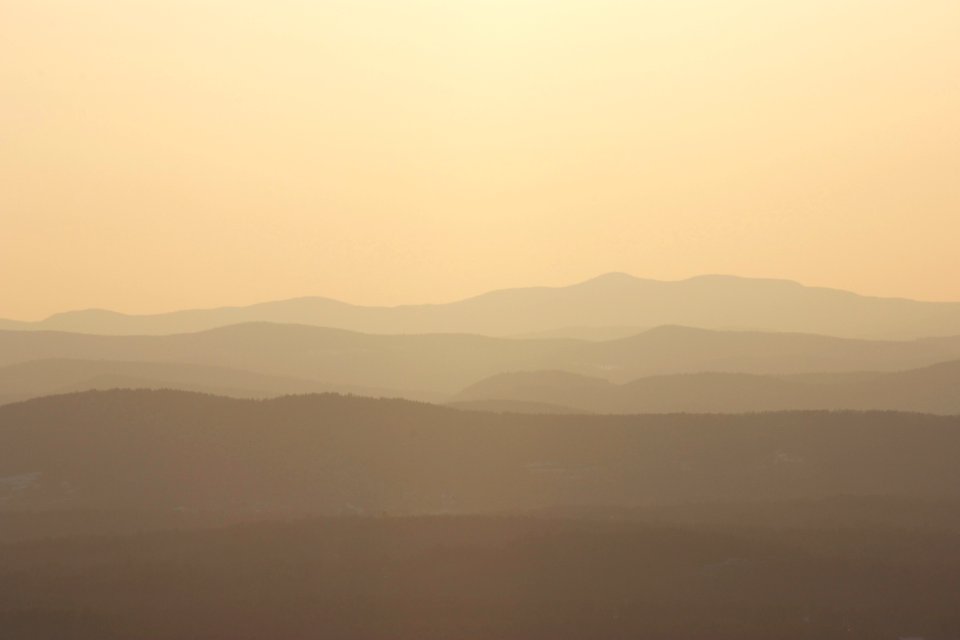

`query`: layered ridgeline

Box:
[0,358,416,408]
[3,390,960,514]
[3,324,960,404]
[4,273,960,338]
[455,359,960,415]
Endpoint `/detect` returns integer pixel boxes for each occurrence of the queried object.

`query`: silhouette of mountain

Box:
[565,325,960,379]
[2,324,959,397]
[0,324,567,395]
[457,359,960,414]
[6,273,960,338]
[0,359,409,406]
[0,318,30,331]
[4,390,960,514]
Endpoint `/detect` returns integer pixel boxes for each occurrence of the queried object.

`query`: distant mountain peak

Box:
[4,272,960,339]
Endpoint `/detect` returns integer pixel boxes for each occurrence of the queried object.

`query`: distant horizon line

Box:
[4,271,960,323]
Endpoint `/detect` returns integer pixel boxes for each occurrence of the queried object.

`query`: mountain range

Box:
[5,273,960,339]
[3,390,960,514]
[457,359,960,415]
[0,358,403,407]
[2,323,960,401]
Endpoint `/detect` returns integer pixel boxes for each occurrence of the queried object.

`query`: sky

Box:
[2,0,959,320]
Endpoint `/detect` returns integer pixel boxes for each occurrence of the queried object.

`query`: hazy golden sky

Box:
[2,0,959,319]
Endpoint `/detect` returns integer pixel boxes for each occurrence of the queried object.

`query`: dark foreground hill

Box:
[2,516,959,640]
[4,390,960,514]
[5,391,960,639]
[457,358,960,414]
[6,272,960,339]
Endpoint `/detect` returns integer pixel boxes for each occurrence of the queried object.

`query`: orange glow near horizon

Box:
[2,0,959,319]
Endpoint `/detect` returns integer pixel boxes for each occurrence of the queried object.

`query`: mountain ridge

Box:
[6,273,960,338]
[457,358,960,415]
[4,389,960,515]
[3,322,960,397]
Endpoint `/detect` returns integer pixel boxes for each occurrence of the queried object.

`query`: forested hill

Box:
[3,390,960,513]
